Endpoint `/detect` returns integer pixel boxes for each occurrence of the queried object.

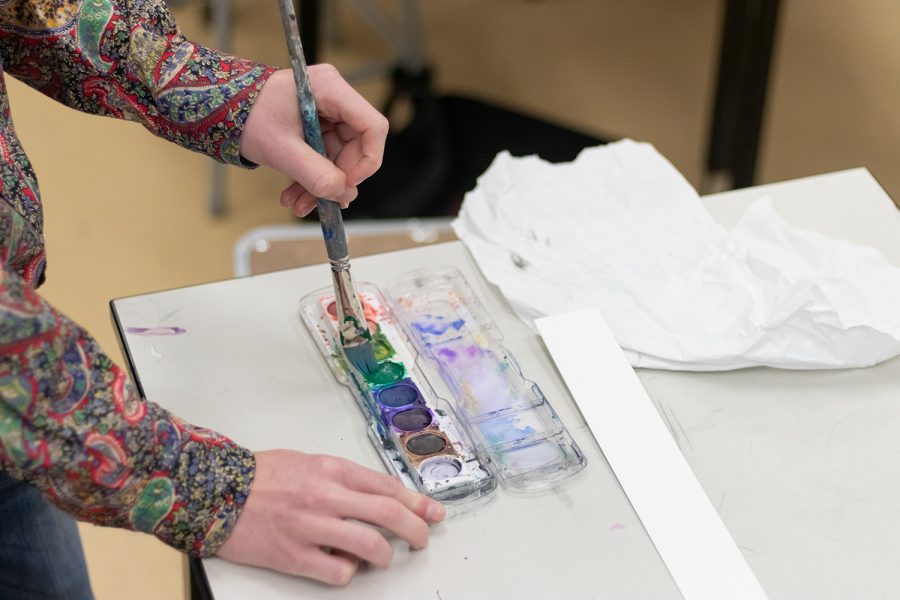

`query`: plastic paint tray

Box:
[300,285,497,512]
[386,267,586,492]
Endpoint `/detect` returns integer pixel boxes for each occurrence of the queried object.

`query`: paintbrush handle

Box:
[277,0,349,264]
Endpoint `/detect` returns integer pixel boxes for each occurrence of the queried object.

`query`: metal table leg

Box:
[209,0,232,217]
[704,0,782,192]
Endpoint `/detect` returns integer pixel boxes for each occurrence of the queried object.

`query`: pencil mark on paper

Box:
[160,308,183,321]
[667,406,694,451]
[650,395,680,449]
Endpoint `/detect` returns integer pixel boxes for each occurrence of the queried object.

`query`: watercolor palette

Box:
[300,285,497,510]
[386,267,586,492]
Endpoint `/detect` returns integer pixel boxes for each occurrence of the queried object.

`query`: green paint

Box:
[364,361,406,386]
[371,333,396,362]
[341,316,373,342]
[332,352,348,372]
[131,477,175,533]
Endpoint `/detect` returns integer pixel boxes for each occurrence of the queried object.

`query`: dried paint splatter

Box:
[125,327,186,336]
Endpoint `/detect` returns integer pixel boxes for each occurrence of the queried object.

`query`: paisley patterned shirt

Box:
[0,0,276,556]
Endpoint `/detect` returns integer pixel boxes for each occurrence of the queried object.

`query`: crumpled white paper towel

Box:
[452,139,900,370]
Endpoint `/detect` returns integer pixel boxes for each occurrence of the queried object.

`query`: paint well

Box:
[406,432,447,456]
[391,407,433,432]
[497,440,562,471]
[479,414,539,447]
[420,457,463,481]
[364,361,405,386]
[376,382,421,408]
[325,302,378,334]
[371,334,395,361]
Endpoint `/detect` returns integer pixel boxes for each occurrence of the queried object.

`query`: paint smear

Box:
[479,415,537,446]
[432,339,521,416]
[126,326,186,336]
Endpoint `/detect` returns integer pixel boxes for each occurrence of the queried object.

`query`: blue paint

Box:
[319,221,335,240]
[412,315,466,336]
[375,380,423,408]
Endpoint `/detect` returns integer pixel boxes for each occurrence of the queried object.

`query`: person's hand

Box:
[239,66,389,217]
[216,449,446,586]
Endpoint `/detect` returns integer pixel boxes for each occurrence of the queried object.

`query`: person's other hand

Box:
[239,66,389,217]
[216,450,446,585]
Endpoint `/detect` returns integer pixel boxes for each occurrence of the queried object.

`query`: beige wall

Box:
[5,1,897,598]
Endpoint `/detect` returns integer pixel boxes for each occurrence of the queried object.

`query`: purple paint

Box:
[126,326,186,336]
[434,341,520,416]
[391,407,433,432]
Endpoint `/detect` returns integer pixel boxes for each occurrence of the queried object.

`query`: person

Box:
[0,0,445,597]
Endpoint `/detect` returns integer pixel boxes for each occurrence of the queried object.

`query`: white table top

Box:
[111,168,900,599]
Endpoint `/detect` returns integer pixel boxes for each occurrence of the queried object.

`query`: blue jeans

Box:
[0,471,94,599]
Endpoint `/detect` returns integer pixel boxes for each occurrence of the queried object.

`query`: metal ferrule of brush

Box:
[329,257,369,345]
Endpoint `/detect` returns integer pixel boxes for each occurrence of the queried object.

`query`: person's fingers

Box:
[339,461,445,524]
[285,184,356,216]
[336,185,358,208]
[322,487,430,550]
[292,190,318,217]
[272,137,349,201]
[303,513,395,568]
[336,122,361,143]
[289,547,359,586]
[331,140,366,182]
[344,141,384,187]
[280,182,304,208]
[323,132,370,200]
[323,129,344,164]
[309,64,387,186]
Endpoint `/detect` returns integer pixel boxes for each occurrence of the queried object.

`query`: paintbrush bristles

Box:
[330,264,376,374]
[343,340,379,375]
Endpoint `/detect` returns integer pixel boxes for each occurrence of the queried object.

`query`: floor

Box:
[5,1,898,597]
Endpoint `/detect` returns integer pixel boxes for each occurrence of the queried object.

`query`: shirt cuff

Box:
[137,416,257,557]
[216,65,279,168]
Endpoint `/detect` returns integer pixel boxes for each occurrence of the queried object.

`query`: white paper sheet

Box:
[536,308,768,600]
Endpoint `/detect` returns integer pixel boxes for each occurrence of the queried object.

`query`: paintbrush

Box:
[277,0,377,374]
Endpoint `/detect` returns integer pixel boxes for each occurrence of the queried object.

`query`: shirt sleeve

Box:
[0,242,254,556]
[0,0,277,166]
